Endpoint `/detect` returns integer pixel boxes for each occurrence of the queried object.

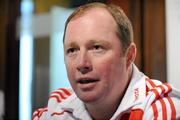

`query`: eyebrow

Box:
[64,42,78,50]
[89,39,112,47]
[64,39,112,49]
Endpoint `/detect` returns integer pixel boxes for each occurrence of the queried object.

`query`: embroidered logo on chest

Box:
[134,88,139,101]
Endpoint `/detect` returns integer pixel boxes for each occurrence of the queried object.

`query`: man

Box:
[33,2,180,120]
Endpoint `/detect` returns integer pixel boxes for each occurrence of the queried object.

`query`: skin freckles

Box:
[64,8,135,119]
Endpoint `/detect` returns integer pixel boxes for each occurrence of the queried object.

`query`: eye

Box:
[94,45,102,50]
[93,45,103,50]
[66,48,77,55]
[92,44,105,53]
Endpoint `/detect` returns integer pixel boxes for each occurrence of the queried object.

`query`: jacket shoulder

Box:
[32,88,73,120]
[144,78,180,119]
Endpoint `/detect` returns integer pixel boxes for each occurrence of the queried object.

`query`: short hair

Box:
[63,2,133,54]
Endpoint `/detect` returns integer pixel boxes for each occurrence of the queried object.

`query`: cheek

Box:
[96,57,125,82]
[65,60,76,79]
[96,59,114,77]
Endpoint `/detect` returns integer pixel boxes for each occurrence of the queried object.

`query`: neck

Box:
[85,97,120,120]
[85,83,128,120]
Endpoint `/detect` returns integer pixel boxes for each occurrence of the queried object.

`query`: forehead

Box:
[70,7,116,27]
[64,7,118,41]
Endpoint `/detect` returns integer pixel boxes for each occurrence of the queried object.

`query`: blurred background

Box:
[0,0,180,119]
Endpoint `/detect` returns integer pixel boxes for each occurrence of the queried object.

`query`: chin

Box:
[76,91,100,103]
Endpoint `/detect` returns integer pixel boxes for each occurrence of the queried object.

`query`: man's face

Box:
[64,8,130,104]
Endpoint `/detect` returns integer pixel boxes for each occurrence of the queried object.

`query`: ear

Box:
[126,42,136,68]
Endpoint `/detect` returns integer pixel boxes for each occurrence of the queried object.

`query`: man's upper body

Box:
[33,2,180,120]
[33,64,180,120]
[62,3,136,119]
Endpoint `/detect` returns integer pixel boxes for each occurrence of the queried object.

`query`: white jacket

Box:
[33,65,180,120]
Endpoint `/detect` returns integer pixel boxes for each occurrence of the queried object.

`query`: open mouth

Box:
[77,79,99,84]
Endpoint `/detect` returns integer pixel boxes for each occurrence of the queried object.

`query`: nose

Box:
[77,51,92,74]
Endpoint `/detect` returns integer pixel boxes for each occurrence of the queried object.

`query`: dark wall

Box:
[0,0,20,119]
[0,0,8,91]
